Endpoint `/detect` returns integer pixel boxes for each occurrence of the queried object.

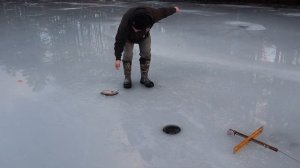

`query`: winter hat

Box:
[131,13,153,30]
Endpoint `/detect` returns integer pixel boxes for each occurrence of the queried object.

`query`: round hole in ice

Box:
[163,125,181,135]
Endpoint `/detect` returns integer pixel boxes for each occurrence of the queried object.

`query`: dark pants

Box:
[122,35,151,62]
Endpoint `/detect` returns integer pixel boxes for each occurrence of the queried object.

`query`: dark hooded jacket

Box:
[114,7,176,60]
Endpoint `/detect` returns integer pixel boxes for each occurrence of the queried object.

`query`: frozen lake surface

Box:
[0,1,300,168]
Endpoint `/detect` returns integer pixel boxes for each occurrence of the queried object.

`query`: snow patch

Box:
[181,9,227,16]
[281,13,300,17]
[51,2,128,8]
[217,4,257,8]
[52,8,82,11]
[225,21,266,31]
[216,4,272,9]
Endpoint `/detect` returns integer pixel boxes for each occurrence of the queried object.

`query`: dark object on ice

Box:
[163,125,181,135]
[100,90,119,96]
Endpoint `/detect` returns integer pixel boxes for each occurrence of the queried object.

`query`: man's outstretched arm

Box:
[151,6,180,23]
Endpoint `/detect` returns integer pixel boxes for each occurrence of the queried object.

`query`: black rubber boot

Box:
[140,58,154,88]
[122,60,132,88]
